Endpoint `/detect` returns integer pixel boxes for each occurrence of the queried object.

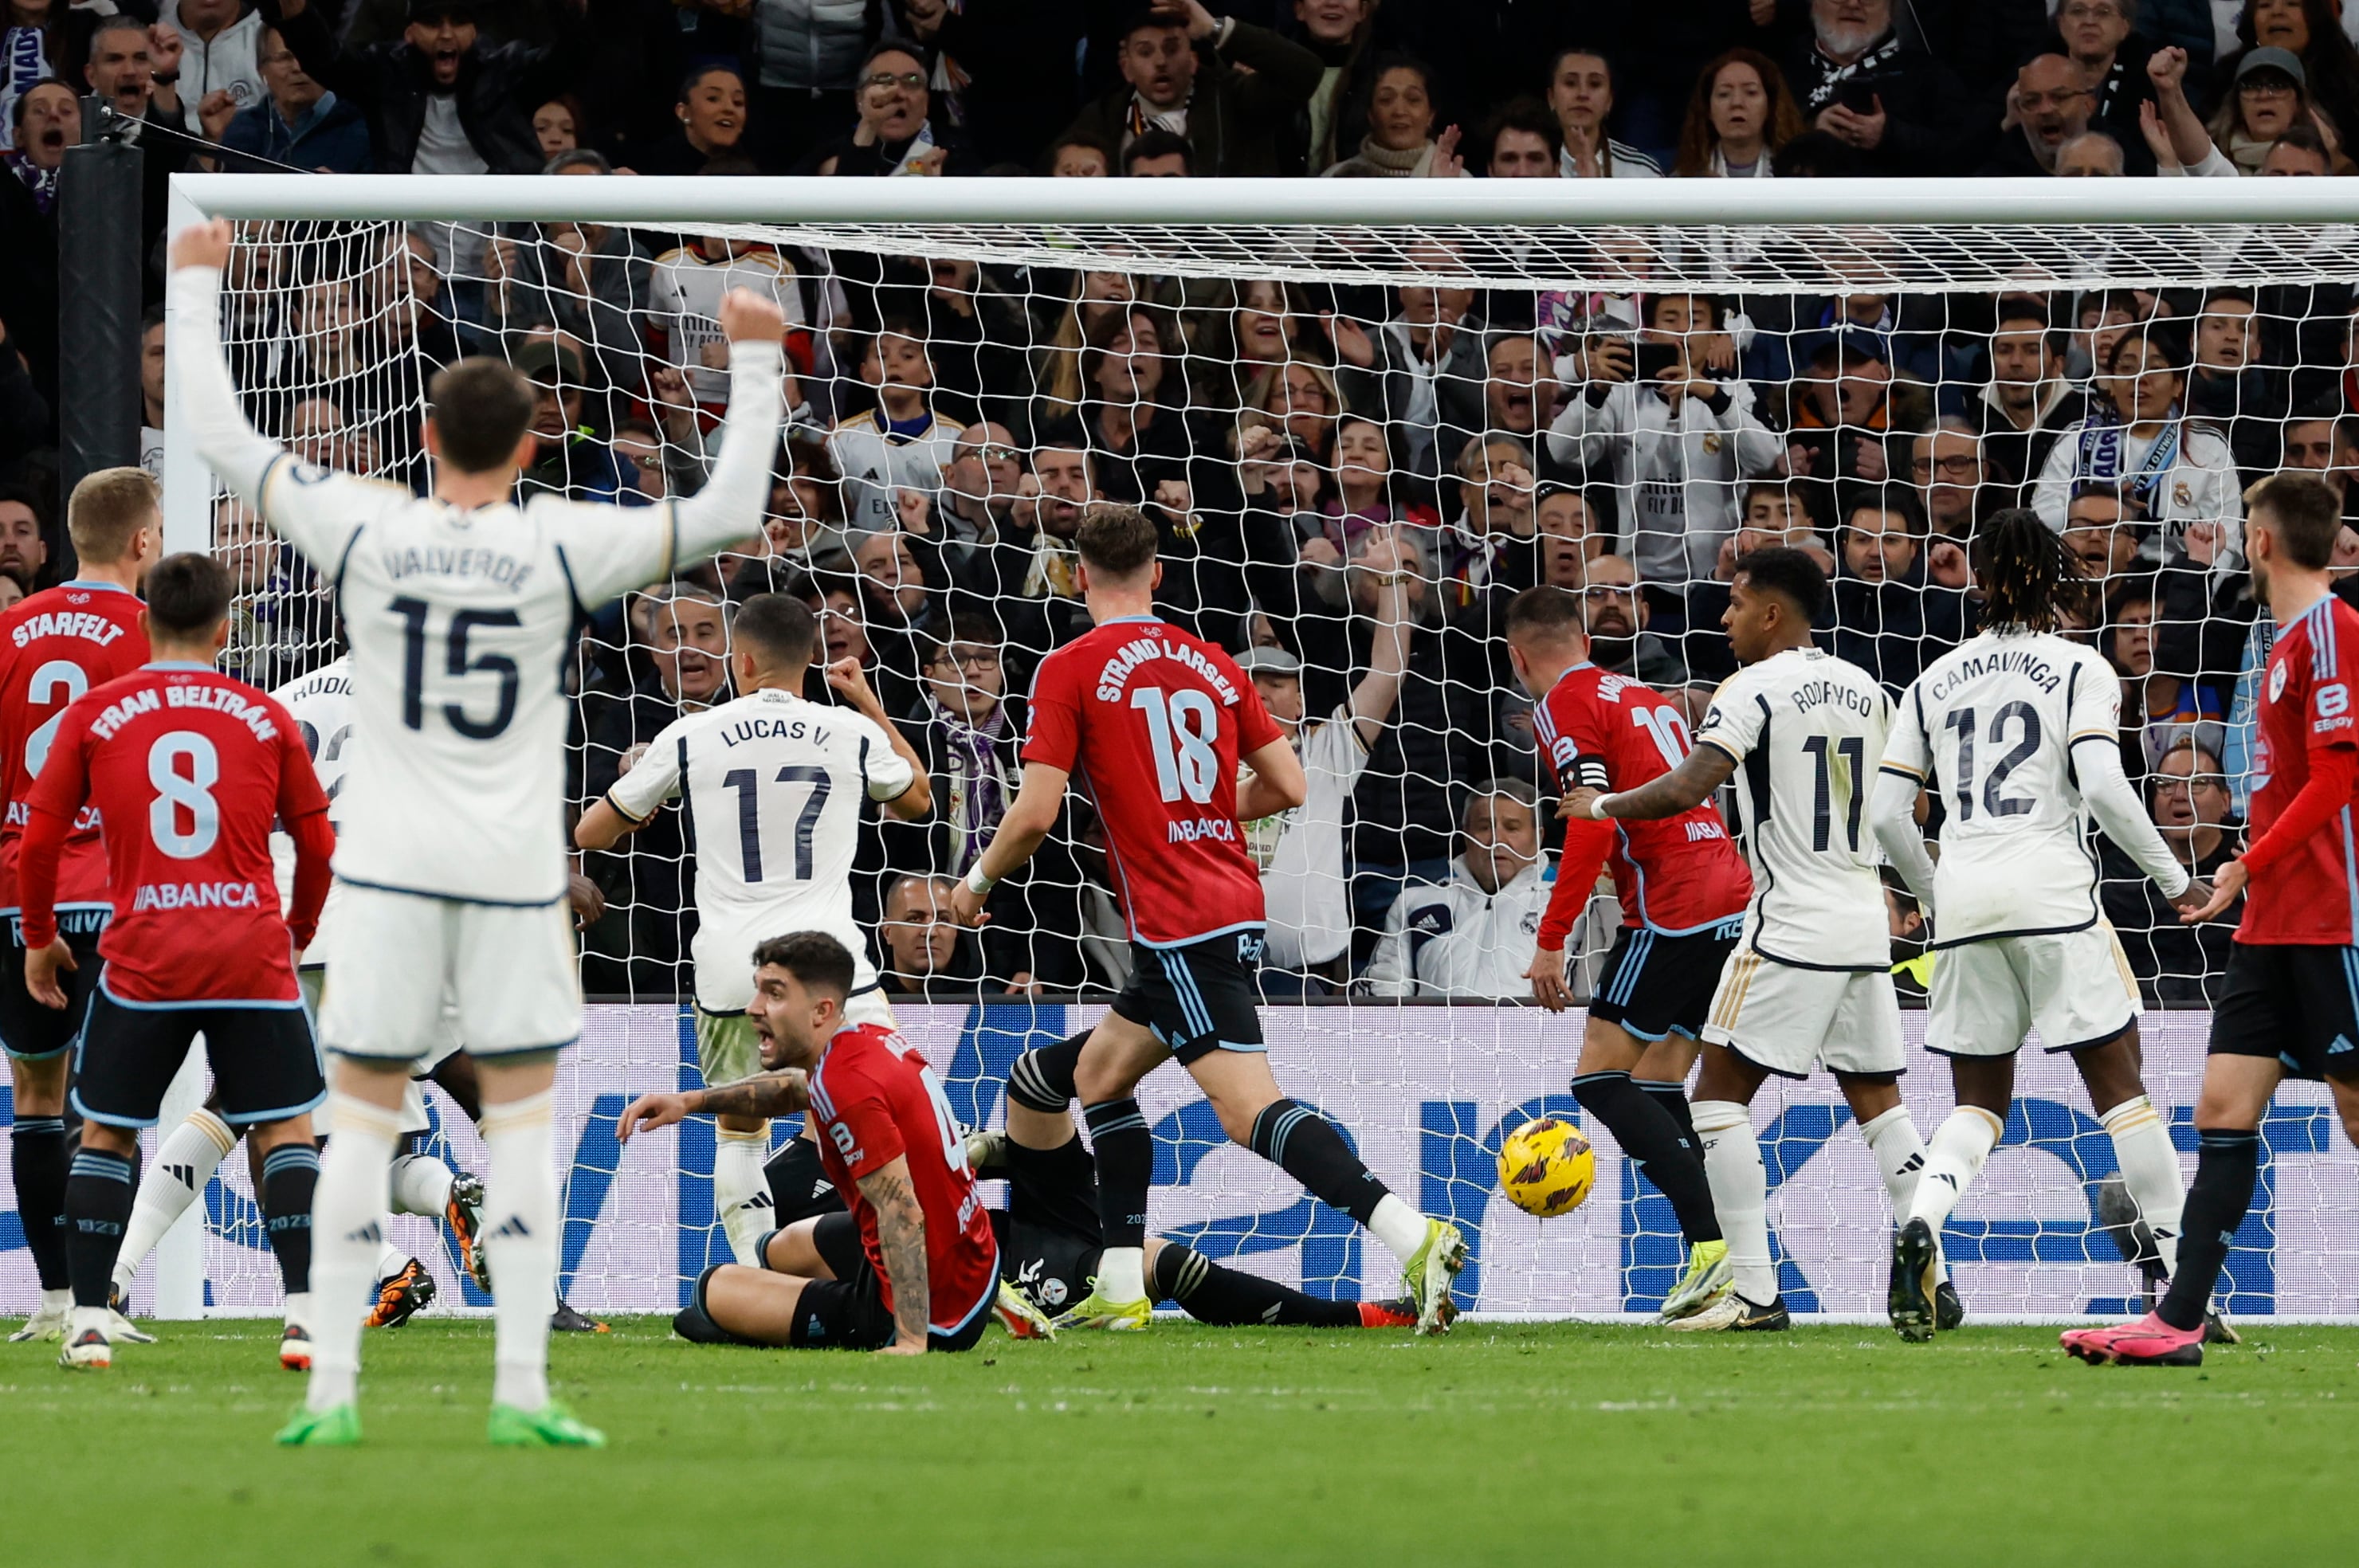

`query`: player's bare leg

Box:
[2064,1055,2307,1365]
[1573,1016,1726,1320]
[1894,1056,2012,1340]
[6,1053,73,1340]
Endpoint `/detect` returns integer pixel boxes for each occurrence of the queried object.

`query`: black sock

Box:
[10,1115,69,1291]
[260,1142,320,1296]
[1642,1080,1698,1153]
[1008,1033,1088,1114]
[1152,1241,1358,1327]
[2158,1127,2259,1332]
[64,1147,135,1309]
[1246,1099,1390,1227]
[1081,1098,1151,1249]
[1572,1070,1721,1245]
[763,1135,842,1225]
[1003,1132,1103,1243]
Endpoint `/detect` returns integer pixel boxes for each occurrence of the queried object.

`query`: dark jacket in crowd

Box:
[1059,20,1323,178]
[1830,559,1973,693]
[2100,824,2242,1005]
[219,89,375,174]
[1782,26,1972,175]
[277,0,589,174]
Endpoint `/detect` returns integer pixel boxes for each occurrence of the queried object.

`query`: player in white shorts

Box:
[171,217,789,1445]
[1566,548,1940,1332]
[1872,510,2212,1343]
[574,592,931,1265]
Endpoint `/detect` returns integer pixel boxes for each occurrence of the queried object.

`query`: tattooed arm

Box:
[614,1069,810,1143]
[858,1155,930,1354]
[1564,742,1737,823]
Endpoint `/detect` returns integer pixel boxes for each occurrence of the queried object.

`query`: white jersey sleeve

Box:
[1699,649,1892,969]
[269,657,354,966]
[855,710,917,802]
[605,710,692,823]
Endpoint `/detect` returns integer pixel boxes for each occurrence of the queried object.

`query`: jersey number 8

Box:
[148,731,221,860]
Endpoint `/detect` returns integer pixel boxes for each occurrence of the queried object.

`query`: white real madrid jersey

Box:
[605,687,914,1012]
[1882,629,2120,946]
[1694,646,1892,969]
[271,655,352,965]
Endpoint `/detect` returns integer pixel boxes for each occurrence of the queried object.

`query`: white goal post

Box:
[133,171,2359,1323]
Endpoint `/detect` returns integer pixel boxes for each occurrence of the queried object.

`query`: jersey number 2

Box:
[391,598,520,740]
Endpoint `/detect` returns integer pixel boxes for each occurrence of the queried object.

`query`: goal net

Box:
[126,174,2359,1321]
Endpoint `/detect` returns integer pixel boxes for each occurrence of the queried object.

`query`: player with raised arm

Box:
[166,217,787,1445]
[617,933,1008,1354]
[1,469,159,1345]
[1507,583,1750,1324]
[1563,550,1941,1332]
[944,506,1468,1334]
[1871,509,2212,1343]
[21,555,334,1371]
[575,592,933,1265]
[2063,473,2359,1366]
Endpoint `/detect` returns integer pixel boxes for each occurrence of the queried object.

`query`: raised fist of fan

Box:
[717,287,787,345]
[171,218,234,273]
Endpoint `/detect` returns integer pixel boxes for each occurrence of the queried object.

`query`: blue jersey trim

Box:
[61,579,134,595]
[932,1246,1001,1336]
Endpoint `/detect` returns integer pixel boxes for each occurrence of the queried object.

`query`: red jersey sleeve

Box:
[819,1069,907,1182]
[1020,650,1082,774]
[1538,684,1611,794]
[2310,619,2359,750]
[273,702,333,824]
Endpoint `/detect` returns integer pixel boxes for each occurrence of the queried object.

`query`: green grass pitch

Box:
[6,1316,2353,1566]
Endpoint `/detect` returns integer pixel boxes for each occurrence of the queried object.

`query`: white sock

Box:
[374,1240,411,1280]
[39,1288,69,1316]
[1858,1105,1945,1284]
[284,1290,314,1334]
[1693,1100,1776,1303]
[389,1153,455,1218]
[1095,1245,1146,1303]
[307,1094,401,1413]
[1366,1194,1430,1266]
[1907,1106,2004,1236]
[714,1125,771,1266]
[2101,1096,2185,1277]
[481,1091,558,1412]
[113,1109,236,1295]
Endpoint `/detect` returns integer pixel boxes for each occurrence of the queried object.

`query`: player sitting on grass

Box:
[22,553,334,1372]
[2065,474,2359,1366]
[1563,549,1944,1333]
[618,932,1016,1353]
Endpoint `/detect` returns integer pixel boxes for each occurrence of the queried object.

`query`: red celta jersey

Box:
[0,580,150,914]
[807,1023,999,1338]
[1534,662,1752,934]
[26,663,327,1004]
[2242,593,2359,945]
[1022,615,1283,948]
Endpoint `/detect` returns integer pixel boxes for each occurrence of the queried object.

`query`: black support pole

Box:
[57,95,145,569]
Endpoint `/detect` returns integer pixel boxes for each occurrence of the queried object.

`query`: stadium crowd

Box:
[0,0,2351,1005]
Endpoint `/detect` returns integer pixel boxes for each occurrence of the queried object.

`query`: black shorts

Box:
[2208,942,2359,1081]
[784,1211,992,1353]
[71,986,325,1129]
[1588,919,1744,1042]
[1111,930,1266,1065]
[0,912,106,1062]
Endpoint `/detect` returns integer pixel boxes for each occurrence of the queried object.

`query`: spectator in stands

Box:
[875,873,994,998]
[529,92,579,159]
[1783,328,1925,527]
[2062,482,2148,585]
[1292,0,1379,174]
[2186,287,2287,474]
[1246,539,1410,990]
[1910,425,1988,538]
[2055,128,2129,174]
[1545,45,1658,178]
[1433,435,1537,610]
[0,481,45,590]
[1478,332,1549,456]
[848,525,938,715]
[1784,0,1966,175]
[1121,127,1191,174]
[1672,47,1805,177]
[1363,781,1584,1001]
[84,17,193,257]
[1830,492,1968,690]
[637,64,748,177]
[1239,357,1342,471]
[2206,43,2336,173]
[828,319,962,534]
[1046,133,1111,176]
[0,79,72,406]
[1321,413,1440,543]
[1321,54,1464,178]
[918,421,1022,572]
[167,0,265,138]
[1059,0,1322,179]
[1574,552,1686,688]
[2034,323,2243,562]
[1534,483,1607,586]
[2055,0,2160,169]
[747,0,877,171]
[1335,281,1483,481]
[1480,96,1559,178]
[2102,736,2242,1003]
[516,338,630,501]
[1982,53,2097,174]
[273,0,589,177]
[218,24,371,173]
[1972,296,2080,491]
[811,41,968,176]
[1550,292,1780,586]
[2216,0,2359,163]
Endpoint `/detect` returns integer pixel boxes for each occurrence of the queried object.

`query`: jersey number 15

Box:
[391,598,520,741]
